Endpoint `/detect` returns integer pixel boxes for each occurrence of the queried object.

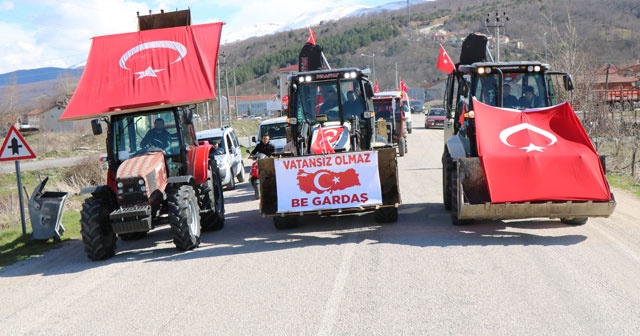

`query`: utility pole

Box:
[360,53,375,84]
[407,0,412,40]
[218,52,225,127]
[233,67,238,119]
[225,66,231,126]
[485,12,509,62]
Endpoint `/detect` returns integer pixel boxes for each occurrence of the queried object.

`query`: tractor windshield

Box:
[293,78,364,123]
[111,110,178,161]
[475,72,548,109]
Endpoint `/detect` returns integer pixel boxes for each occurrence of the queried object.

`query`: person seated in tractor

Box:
[250,134,275,158]
[343,90,364,120]
[140,118,171,149]
[519,85,542,108]
[502,83,519,108]
[319,88,339,117]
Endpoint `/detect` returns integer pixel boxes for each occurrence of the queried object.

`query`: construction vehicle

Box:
[372,90,409,156]
[441,33,616,225]
[256,35,401,229]
[59,9,225,260]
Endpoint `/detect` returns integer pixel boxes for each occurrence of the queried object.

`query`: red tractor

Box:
[80,107,225,260]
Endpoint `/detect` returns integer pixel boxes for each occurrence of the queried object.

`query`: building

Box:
[18,102,92,133]
[232,94,282,117]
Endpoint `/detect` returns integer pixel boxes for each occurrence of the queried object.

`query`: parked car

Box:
[196,126,246,190]
[425,107,446,129]
[409,100,424,114]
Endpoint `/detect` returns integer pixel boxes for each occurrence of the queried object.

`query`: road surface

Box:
[1,113,639,335]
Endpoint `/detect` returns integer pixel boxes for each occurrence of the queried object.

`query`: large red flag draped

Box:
[60,22,223,120]
[307,28,317,45]
[473,98,612,203]
[437,44,455,74]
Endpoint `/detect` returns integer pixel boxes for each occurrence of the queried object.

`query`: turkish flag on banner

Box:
[60,22,223,120]
[298,168,360,194]
[437,44,455,74]
[473,98,612,203]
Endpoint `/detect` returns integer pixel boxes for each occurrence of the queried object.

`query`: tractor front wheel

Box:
[80,191,117,261]
[168,185,201,250]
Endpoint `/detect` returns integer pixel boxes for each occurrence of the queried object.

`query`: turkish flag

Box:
[60,22,223,120]
[297,168,360,194]
[437,44,455,74]
[473,98,612,203]
[307,28,317,45]
[373,80,380,93]
[399,78,408,93]
[310,125,337,154]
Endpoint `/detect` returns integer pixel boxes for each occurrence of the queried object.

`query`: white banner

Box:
[275,151,382,213]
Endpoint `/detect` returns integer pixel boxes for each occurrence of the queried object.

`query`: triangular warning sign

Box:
[0,125,36,161]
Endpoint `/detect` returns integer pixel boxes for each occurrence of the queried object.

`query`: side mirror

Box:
[91,119,102,135]
[364,82,374,98]
[563,74,574,91]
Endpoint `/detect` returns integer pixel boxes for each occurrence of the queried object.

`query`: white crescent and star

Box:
[499,122,557,152]
[119,40,187,80]
[313,172,331,191]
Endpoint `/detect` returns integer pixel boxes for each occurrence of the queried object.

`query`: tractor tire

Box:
[374,207,398,223]
[237,161,247,183]
[118,232,148,241]
[398,137,406,157]
[450,161,472,226]
[168,185,201,250]
[560,217,588,225]
[80,191,117,261]
[273,216,299,230]
[442,149,453,211]
[199,163,225,231]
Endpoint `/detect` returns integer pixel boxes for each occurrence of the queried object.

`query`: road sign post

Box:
[0,125,37,235]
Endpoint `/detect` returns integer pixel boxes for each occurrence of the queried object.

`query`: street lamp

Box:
[360,53,375,84]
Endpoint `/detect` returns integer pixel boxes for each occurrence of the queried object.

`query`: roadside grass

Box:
[607,174,640,198]
[0,211,81,268]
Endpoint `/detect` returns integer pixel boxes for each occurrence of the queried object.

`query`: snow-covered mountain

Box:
[0,1,428,82]
[222,1,426,44]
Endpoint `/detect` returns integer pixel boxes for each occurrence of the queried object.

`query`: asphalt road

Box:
[2,113,640,335]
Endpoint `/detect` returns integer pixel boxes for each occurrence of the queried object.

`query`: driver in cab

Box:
[140,118,171,149]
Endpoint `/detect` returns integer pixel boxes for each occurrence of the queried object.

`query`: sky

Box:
[0,0,394,74]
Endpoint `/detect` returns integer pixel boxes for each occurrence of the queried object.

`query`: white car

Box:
[196,126,246,190]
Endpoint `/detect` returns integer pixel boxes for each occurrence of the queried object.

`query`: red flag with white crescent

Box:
[60,22,223,120]
[437,44,455,74]
[473,98,612,203]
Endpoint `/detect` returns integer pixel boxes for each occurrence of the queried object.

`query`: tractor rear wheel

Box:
[199,163,225,231]
[80,191,117,261]
[168,185,201,250]
[442,149,453,211]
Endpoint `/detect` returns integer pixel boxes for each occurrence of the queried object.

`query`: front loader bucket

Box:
[258,147,400,217]
[455,157,616,221]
